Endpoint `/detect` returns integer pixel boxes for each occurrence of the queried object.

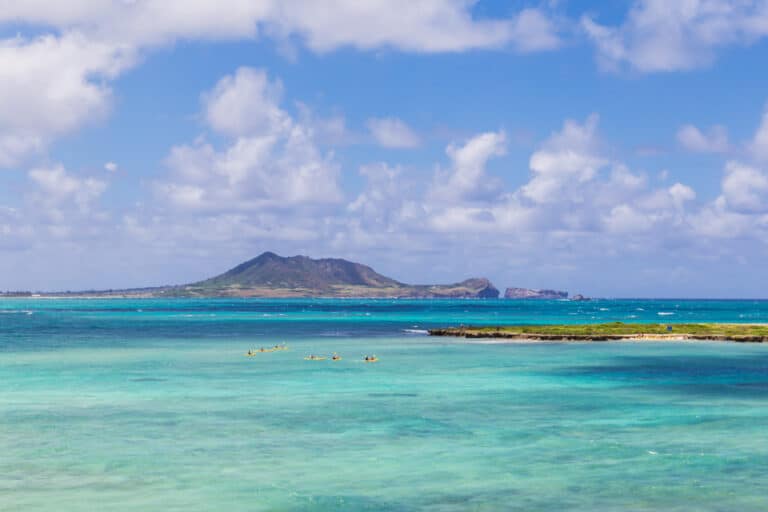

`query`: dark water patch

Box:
[653,381,768,398]
[557,354,768,381]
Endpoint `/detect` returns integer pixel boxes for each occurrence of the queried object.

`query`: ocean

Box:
[2,298,768,511]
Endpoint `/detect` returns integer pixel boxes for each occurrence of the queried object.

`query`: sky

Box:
[2,0,768,297]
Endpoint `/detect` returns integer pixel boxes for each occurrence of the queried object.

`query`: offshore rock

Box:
[504,287,568,299]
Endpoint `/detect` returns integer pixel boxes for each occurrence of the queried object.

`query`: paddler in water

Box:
[332,353,341,361]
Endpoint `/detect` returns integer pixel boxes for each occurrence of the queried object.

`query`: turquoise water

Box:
[2,299,768,511]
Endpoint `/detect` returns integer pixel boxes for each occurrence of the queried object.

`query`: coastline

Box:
[429,323,768,343]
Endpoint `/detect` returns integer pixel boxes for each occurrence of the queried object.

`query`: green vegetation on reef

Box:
[429,322,768,342]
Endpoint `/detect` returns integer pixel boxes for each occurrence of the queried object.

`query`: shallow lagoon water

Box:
[2,299,768,511]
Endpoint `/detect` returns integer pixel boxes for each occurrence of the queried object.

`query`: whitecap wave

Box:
[657,312,675,316]
[402,329,429,335]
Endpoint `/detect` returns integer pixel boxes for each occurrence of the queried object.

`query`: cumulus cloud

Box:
[0,33,132,167]
[429,131,507,203]
[508,8,562,53]
[690,196,755,238]
[28,164,107,214]
[687,108,768,241]
[393,116,671,239]
[583,0,768,72]
[204,67,290,137]
[396,115,698,242]
[104,162,118,172]
[0,1,560,54]
[677,124,730,153]
[522,115,607,203]
[367,118,421,148]
[344,162,427,249]
[720,161,768,213]
[156,67,342,214]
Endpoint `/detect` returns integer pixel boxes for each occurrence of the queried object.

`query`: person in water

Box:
[332,353,340,361]
[247,350,253,356]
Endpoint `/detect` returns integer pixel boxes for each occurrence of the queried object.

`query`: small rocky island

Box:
[504,287,568,299]
[429,322,768,342]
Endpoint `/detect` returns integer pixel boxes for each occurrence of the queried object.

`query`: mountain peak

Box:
[196,252,402,290]
[184,252,500,298]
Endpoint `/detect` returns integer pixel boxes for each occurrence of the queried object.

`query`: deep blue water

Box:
[3,297,768,348]
[2,298,768,511]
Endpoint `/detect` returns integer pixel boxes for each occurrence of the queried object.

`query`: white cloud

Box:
[156,67,342,214]
[508,8,561,53]
[28,164,107,214]
[603,204,655,233]
[0,133,43,168]
[429,131,506,203]
[347,162,425,243]
[668,182,697,209]
[689,156,768,240]
[104,162,118,172]
[421,115,702,242]
[677,124,730,153]
[583,0,768,72]
[690,196,754,238]
[720,161,768,213]
[367,117,421,148]
[522,114,607,203]
[0,33,133,167]
[0,1,560,54]
[297,105,353,146]
[204,67,290,137]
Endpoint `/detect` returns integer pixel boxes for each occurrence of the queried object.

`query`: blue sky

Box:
[2,0,768,297]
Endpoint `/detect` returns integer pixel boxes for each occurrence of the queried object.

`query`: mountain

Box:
[161,252,500,298]
[504,287,568,299]
[196,252,400,289]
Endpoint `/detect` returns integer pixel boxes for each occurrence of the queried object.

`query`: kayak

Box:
[364,358,379,363]
[331,357,343,361]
